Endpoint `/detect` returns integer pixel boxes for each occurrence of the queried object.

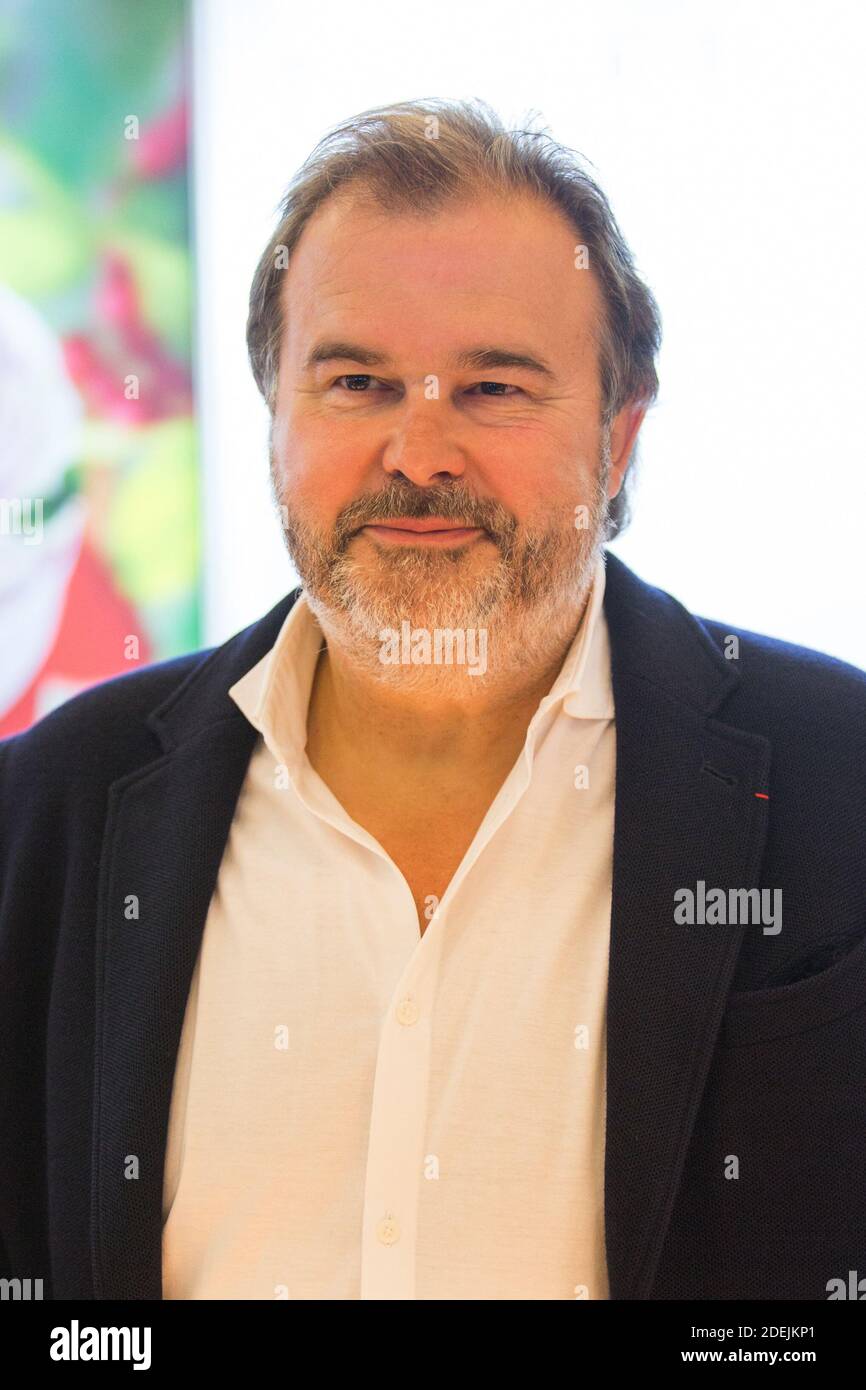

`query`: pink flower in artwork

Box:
[129,97,188,179]
[63,252,192,422]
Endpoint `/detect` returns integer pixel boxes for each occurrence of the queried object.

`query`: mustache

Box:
[332,481,517,551]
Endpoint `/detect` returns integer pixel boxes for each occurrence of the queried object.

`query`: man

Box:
[1,99,865,1302]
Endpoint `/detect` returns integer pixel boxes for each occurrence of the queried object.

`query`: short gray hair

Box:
[247,97,662,540]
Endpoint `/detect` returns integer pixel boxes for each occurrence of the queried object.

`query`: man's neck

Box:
[304,587,593,787]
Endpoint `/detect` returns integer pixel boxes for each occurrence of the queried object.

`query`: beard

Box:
[269,433,612,689]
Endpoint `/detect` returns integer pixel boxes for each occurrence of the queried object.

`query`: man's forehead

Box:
[280,189,602,360]
[290,188,586,279]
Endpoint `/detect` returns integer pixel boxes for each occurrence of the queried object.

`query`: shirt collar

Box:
[540,550,614,722]
[229,551,614,768]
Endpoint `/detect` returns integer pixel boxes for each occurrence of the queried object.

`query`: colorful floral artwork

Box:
[0,0,198,736]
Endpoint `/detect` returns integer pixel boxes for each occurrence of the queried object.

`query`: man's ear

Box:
[607,403,647,500]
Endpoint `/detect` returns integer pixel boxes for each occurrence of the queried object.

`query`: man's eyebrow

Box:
[302,340,557,379]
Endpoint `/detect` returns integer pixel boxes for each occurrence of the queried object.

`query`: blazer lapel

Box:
[91,592,299,1299]
[601,552,771,1298]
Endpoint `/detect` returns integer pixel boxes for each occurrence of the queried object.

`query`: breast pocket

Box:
[720,927,866,1047]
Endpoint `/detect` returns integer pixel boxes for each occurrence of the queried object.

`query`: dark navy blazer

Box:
[1,550,865,1300]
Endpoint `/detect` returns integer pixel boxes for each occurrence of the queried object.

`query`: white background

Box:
[191,0,866,667]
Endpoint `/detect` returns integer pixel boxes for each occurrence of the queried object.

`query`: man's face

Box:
[269,189,636,662]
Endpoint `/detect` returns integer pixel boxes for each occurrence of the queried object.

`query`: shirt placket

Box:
[360,922,442,1300]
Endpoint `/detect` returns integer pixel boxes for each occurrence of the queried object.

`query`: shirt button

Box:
[377,1213,400,1245]
[396,996,419,1026]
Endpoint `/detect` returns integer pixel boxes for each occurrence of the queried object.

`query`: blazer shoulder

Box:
[698,615,866,728]
[0,588,298,812]
[0,647,215,789]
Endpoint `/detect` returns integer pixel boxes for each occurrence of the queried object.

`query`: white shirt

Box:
[161,554,617,1300]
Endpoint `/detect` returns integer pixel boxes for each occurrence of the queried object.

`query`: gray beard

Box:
[269,438,611,690]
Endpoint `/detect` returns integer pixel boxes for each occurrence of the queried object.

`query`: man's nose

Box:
[381,403,467,486]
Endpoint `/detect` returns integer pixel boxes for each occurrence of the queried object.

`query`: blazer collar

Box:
[603,548,742,715]
[91,551,769,1300]
[146,590,302,753]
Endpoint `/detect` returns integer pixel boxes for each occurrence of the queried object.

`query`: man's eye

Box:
[468,381,521,397]
[333,374,383,392]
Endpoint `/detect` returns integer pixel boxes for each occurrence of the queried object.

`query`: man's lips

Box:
[359,519,487,547]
